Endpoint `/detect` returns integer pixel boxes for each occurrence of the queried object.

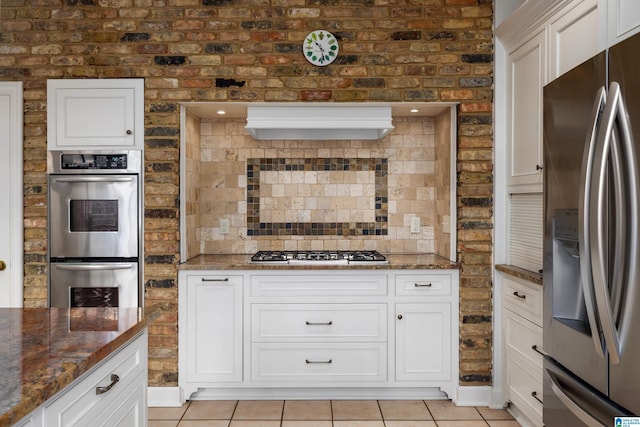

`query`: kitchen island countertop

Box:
[179,253,458,270]
[0,307,156,427]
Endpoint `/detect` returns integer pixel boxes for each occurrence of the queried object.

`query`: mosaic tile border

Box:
[246,158,388,236]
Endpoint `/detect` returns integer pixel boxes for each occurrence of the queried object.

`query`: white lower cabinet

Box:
[178,269,459,401]
[180,273,243,399]
[27,330,148,427]
[502,274,543,426]
[395,303,451,382]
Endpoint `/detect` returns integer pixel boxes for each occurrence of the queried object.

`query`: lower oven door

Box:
[49,262,139,308]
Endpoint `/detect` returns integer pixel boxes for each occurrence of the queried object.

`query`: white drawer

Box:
[504,309,543,372]
[251,304,387,342]
[251,343,387,383]
[503,276,542,326]
[44,332,146,426]
[506,357,543,426]
[395,274,451,296]
[250,274,387,297]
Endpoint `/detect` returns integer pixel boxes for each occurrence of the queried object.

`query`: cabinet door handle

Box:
[531,391,543,404]
[513,291,527,300]
[531,345,546,357]
[126,129,133,135]
[201,277,229,282]
[397,314,403,320]
[305,359,332,364]
[305,321,333,326]
[536,164,543,171]
[96,374,120,395]
[414,282,432,287]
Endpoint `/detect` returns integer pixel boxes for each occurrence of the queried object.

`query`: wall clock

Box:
[303,30,339,66]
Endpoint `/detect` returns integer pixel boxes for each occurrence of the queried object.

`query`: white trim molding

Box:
[0,81,24,308]
[148,387,183,408]
[455,386,494,407]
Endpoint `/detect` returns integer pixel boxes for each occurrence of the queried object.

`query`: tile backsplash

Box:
[184,109,452,258]
[246,157,388,237]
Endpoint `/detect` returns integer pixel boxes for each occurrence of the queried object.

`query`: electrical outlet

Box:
[220,218,230,235]
[410,217,421,233]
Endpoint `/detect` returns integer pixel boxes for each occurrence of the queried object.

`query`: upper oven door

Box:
[49,174,139,259]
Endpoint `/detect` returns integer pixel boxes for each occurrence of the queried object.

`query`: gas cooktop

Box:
[250,250,389,265]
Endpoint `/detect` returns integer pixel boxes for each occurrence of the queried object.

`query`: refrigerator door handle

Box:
[547,372,604,427]
[578,86,607,359]
[590,82,639,365]
[612,81,640,364]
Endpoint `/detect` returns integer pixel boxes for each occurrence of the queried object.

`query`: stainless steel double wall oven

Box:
[48,150,143,308]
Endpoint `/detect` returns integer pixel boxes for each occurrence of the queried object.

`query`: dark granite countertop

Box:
[0,307,156,427]
[179,253,459,271]
[495,264,543,286]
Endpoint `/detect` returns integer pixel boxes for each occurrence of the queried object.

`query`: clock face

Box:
[303,30,339,66]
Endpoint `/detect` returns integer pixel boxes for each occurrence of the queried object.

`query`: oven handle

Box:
[52,176,135,183]
[52,264,136,271]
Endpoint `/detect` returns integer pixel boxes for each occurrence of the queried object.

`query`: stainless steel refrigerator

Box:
[543,33,640,426]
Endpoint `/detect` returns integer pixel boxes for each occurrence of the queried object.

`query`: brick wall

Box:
[1,0,494,387]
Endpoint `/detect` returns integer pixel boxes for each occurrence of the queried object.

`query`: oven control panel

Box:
[61,153,128,170]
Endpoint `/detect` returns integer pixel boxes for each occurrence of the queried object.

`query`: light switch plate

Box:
[220,218,230,234]
[410,217,421,233]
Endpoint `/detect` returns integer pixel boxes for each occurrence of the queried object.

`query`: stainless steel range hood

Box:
[245,104,394,140]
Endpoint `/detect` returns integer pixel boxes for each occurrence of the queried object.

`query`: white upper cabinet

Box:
[506,29,546,192]
[607,0,640,45]
[499,0,602,193]
[47,79,144,150]
[549,0,600,80]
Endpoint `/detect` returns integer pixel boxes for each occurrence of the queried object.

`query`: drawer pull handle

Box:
[414,283,433,287]
[531,391,543,404]
[305,359,332,364]
[96,374,120,395]
[513,291,527,300]
[201,278,229,282]
[305,321,333,326]
[531,345,547,357]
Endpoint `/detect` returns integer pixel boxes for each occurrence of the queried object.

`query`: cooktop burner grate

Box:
[250,250,388,264]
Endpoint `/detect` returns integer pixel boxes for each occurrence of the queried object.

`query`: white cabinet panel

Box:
[251,343,387,383]
[507,30,546,192]
[608,0,640,45]
[251,304,387,342]
[250,273,387,297]
[506,358,543,425]
[185,274,243,383]
[47,79,144,150]
[549,0,600,80]
[503,276,543,327]
[394,274,451,296]
[395,303,452,382]
[43,331,147,427]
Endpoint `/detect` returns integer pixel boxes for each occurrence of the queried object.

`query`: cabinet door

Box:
[186,274,243,383]
[608,0,640,45]
[47,79,144,150]
[507,30,546,192]
[549,0,600,80]
[395,303,451,381]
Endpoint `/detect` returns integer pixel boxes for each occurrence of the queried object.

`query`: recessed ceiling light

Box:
[410,108,419,113]
[217,110,226,115]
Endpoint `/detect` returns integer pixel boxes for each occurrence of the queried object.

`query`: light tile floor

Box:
[149,400,521,427]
